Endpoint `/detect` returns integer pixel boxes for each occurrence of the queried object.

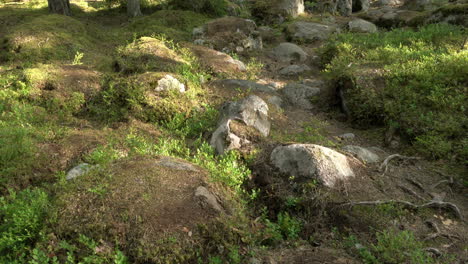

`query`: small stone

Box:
[194,186,223,212]
[279,64,311,76]
[339,133,355,140]
[343,145,380,163]
[155,75,185,93]
[348,19,378,33]
[66,163,92,180]
[271,42,308,63]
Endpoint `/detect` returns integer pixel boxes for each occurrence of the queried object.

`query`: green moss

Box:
[7,14,95,63]
[128,10,210,41]
[114,37,188,74]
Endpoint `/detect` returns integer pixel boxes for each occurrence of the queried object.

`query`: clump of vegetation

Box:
[345,229,443,264]
[168,0,228,17]
[322,24,467,160]
[128,10,210,41]
[0,188,48,262]
[6,14,95,63]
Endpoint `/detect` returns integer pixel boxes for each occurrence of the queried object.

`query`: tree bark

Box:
[48,0,71,16]
[127,0,142,17]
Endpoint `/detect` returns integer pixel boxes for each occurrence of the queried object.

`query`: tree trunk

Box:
[127,0,142,17]
[48,0,71,16]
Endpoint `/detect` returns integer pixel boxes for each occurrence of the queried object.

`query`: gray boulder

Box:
[336,0,352,16]
[339,133,356,140]
[194,17,262,53]
[348,19,377,33]
[210,95,270,154]
[195,186,223,212]
[66,163,93,180]
[270,144,355,188]
[343,145,380,163]
[282,83,321,110]
[155,75,185,93]
[279,64,312,76]
[213,79,276,94]
[286,22,337,42]
[271,42,308,64]
[277,0,305,17]
[155,157,199,171]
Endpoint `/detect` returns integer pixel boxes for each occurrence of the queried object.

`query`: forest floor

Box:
[0,1,467,263]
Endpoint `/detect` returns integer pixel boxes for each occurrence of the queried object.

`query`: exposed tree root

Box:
[339,199,464,220]
[398,184,425,201]
[379,154,420,175]
[424,220,460,241]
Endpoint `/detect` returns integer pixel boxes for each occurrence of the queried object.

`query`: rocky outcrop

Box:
[193,17,262,53]
[348,19,377,33]
[271,42,308,64]
[281,83,321,110]
[336,0,352,16]
[210,95,270,155]
[286,22,337,42]
[343,145,380,163]
[270,144,355,188]
[279,64,312,76]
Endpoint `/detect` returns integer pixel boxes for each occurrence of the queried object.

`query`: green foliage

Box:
[0,188,48,262]
[168,0,228,17]
[323,24,468,160]
[345,230,435,264]
[261,211,302,244]
[128,10,210,41]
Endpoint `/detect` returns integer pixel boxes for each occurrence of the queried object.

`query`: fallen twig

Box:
[379,154,420,175]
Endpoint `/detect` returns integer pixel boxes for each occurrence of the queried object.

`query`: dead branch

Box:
[379,154,420,175]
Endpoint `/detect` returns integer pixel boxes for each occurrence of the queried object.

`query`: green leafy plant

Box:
[0,188,48,262]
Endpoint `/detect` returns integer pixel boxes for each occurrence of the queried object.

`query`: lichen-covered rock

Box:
[271,42,308,64]
[251,0,305,22]
[286,22,337,42]
[279,64,312,76]
[195,186,224,212]
[336,0,352,16]
[348,19,377,33]
[343,145,380,163]
[193,17,262,53]
[270,144,355,188]
[281,83,321,110]
[210,95,270,154]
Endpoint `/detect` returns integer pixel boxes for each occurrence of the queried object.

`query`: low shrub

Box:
[322,24,467,160]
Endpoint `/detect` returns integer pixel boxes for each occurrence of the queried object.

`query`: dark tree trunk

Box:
[48,0,71,16]
[127,0,142,17]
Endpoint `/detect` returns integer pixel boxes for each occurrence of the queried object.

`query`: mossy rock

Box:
[6,14,94,63]
[114,37,188,74]
[89,74,199,123]
[55,155,227,263]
